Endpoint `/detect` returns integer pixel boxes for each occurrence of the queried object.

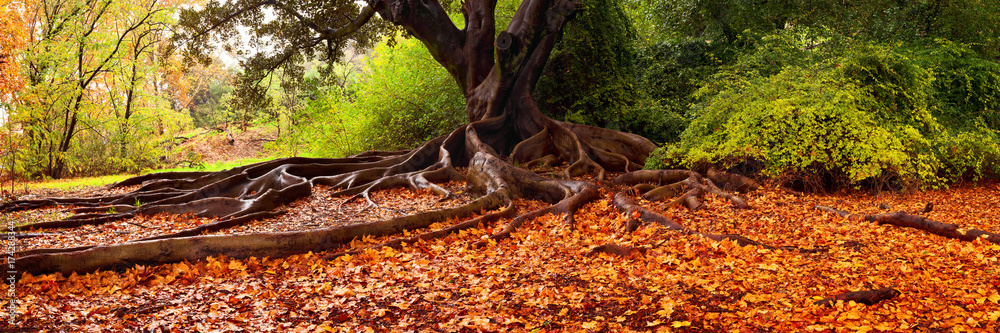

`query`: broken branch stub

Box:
[814,287,901,307]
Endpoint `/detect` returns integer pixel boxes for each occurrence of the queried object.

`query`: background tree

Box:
[13,0,179,178]
[0,0,29,193]
[0,0,28,103]
[160,56,236,128]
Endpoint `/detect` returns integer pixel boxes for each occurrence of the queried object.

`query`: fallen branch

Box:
[614,193,829,252]
[815,205,1000,244]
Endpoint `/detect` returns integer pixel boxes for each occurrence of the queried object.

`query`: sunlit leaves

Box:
[0,0,28,103]
[12,0,181,178]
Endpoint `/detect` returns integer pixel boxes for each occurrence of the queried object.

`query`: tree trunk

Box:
[4,0,767,278]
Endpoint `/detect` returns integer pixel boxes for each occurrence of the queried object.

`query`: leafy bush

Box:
[269,84,357,158]
[352,38,466,151]
[659,65,915,187]
[910,40,1000,129]
[627,0,1000,56]
[648,30,1000,189]
[930,123,1000,182]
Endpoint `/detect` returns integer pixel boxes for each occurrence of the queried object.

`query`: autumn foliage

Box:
[9,180,1000,331]
[0,0,27,103]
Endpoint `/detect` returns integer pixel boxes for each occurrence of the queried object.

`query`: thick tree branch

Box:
[266,0,376,40]
[185,0,272,42]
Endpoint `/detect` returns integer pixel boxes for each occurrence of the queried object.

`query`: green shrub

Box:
[840,44,936,131]
[658,65,914,186]
[910,40,1000,129]
[650,31,1000,189]
[352,37,466,151]
[930,123,1000,182]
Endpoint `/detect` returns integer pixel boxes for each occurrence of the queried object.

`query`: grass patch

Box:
[21,157,273,191]
[153,157,272,173]
[20,174,134,191]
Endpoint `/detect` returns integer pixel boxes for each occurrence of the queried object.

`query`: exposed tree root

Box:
[475,185,599,247]
[324,194,517,260]
[15,212,138,230]
[613,169,754,210]
[815,205,1000,244]
[0,232,60,239]
[612,193,827,253]
[814,287,901,307]
[16,189,508,278]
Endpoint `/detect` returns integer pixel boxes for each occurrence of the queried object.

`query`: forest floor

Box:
[5,174,1000,332]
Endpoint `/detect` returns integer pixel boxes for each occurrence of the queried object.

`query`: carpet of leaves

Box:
[8,181,1000,332]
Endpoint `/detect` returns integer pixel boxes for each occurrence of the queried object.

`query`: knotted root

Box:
[614,170,753,210]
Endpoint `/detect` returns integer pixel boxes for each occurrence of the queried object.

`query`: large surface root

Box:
[612,193,827,253]
[8,135,464,235]
[16,189,508,277]
[324,194,517,260]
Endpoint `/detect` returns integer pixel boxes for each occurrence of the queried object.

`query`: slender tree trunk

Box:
[121,63,138,157]
[51,103,79,179]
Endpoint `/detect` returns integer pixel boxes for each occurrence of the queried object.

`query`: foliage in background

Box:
[10,0,189,179]
[270,37,465,157]
[160,57,236,128]
[535,0,685,144]
[350,38,466,150]
[628,0,1000,51]
[0,0,27,103]
[912,40,1000,129]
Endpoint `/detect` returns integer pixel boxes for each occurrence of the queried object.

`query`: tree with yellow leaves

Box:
[0,0,28,103]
